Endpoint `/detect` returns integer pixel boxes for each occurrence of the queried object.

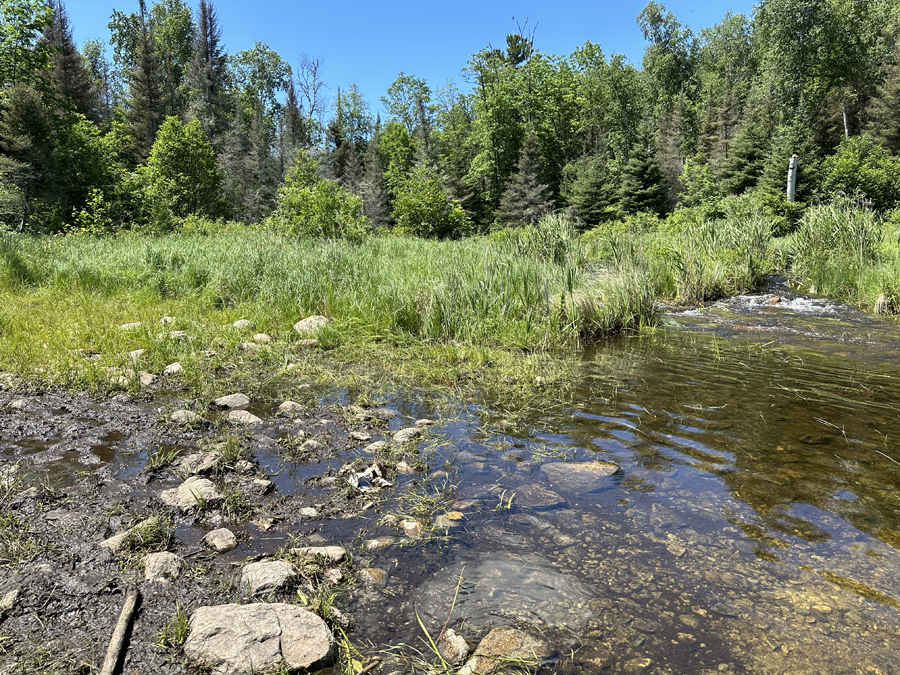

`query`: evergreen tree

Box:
[43,0,99,121]
[618,125,668,216]
[359,130,389,229]
[126,0,164,163]
[0,84,55,231]
[496,132,552,226]
[867,61,900,155]
[757,118,820,203]
[81,39,114,125]
[566,153,616,226]
[218,97,250,217]
[719,94,774,195]
[186,0,227,142]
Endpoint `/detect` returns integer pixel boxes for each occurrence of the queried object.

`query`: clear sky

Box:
[67,0,757,113]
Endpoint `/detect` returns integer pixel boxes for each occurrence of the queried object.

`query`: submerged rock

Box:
[513,484,566,510]
[539,459,618,489]
[458,628,550,675]
[184,603,334,675]
[438,628,470,666]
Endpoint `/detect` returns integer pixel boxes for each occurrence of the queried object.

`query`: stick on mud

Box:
[100,589,140,675]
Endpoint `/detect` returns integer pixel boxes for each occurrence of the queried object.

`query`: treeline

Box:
[2,0,900,237]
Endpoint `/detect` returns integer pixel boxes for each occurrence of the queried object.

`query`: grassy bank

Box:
[6,203,893,401]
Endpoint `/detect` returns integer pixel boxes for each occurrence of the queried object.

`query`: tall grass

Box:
[0,219,662,389]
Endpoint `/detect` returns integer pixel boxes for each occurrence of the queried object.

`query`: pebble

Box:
[162,362,183,375]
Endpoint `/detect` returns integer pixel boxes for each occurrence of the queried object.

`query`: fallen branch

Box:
[100,589,140,675]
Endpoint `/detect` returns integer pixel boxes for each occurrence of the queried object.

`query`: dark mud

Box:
[0,387,435,674]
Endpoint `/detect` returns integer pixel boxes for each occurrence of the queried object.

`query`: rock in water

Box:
[184,603,334,675]
[293,315,330,334]
[203,528,237,553]
[539,460,618,490]
[513,484,566,509]
[458,628,550,675]
[393,427,423,443]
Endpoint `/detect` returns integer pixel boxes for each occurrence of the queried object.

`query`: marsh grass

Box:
[0,514,43,566]
[0,227,657,396]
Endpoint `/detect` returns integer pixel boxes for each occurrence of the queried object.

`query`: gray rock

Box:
[241,561,298,595]
[120,322,142,330]
[252,333,272,343]
[226,410,262,425]
[291,546,346,563]
[159,477,223,511]
[296,339,318,348]
[250,478,273,494]
[8,398,27,410]
[213,393,250,409]
[539,460,618,489]
[170,410,204,425]
[278,400,303,415]
[139,372,157,388]
[163,362,183,375]
[301,439,323,452]
[167,330,188,340]
[362,441,387,454]
[0,588,19,614]
[415,418,436,426]
[293,315,330,334]
[349,431,372,441]
[401,520,422,539]
[180,453,218,475]
[184,603,334,675]
[393,427,423,444]
[231,319,255,330]
[458,628,550,675]
[203,528,237,553]
[128,349,145,360]
[438,628,470,665]
[395,461,413,474]
[364,537,394,550]
[144,552,183,583]
[99,516,160,553]
[298,507,318,518]
[159,316,176,325]
[241,341,260,351]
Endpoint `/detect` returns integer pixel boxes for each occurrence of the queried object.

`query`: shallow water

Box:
[4,281,900,673]
[350,282,900,673]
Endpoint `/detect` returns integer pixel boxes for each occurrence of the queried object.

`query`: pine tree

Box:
[867,61,900,155]
[219,97,250,218]
[496,132,552,226]
[719,94,774,196]
[359,131,389,229]
[757,118,820,203]
[126,0,164,163]
[0,84,55,232]
[43,0,99,121]
[567,154,616,226]
[245,101,278,221]
[186,0,227,142]
[618,125,668,216]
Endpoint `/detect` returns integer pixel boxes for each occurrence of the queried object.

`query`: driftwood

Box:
[99,589,140,675]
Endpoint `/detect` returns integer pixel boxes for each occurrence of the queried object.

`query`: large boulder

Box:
[184,603,334,675]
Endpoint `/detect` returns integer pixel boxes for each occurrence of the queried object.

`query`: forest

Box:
[2,0,900,238]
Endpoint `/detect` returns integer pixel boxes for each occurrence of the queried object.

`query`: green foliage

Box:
[0,0,53,88]
[390,164,468,238]
[144,116,224,219]
[270,152,367,240]
[821,136,900,211]
[677,158,719,208]
[617,126,668,216]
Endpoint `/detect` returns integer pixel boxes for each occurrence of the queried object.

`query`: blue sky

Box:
[68,0,756,114]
